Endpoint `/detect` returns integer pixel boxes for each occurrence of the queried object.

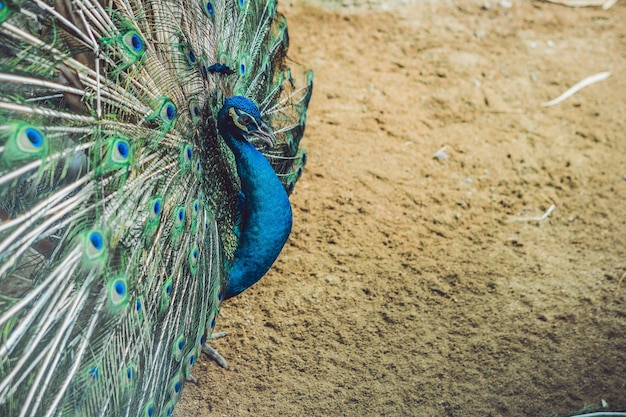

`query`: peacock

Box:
[0,0,312,415]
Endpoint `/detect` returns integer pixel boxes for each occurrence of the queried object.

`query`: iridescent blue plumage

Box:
[218,96,293,299]
[0,0,312,416]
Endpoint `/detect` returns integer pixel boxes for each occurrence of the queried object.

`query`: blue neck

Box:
[222,135,292,299]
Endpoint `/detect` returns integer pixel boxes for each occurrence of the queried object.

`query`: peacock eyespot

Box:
[85,230,107,261]
[122,31,145,56]
[109,277,129,308]
[122,364,137,385]
[161,279,173,311]
[200,334,206,346]
[169,374,184,397]
[136,299,142,312]
[114,281,125,296]
[186,146,193,161]
[153,200,161,215]
[165,104,175,120]
[89,232,103,250]
[25,128,43,147]
[110,137,131,164]
[131,34,142,51]
[189,354,196,366]
[188,50,197,63]
[210,317,216,329]
[13,125,48,157]
[205,1,214,15]
[178,209,185,222]
[117,141,128,158]
[163,401,176,417]
[152,98,177,127]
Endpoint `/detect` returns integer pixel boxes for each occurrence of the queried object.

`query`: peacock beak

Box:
[251,122,276,148]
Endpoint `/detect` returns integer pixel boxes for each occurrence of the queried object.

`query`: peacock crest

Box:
[0,0,312,415]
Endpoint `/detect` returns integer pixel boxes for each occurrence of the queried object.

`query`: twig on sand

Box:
[543,0,619,9]
[510,205,556,222]
[542,72,611,107]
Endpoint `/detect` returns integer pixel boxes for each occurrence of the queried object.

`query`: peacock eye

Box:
[239,115,252,125]
[123,31,145,56]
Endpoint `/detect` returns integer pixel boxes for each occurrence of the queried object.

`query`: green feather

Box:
[0,0,312,415]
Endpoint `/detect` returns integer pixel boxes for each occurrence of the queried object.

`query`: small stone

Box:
[433,148,449,160]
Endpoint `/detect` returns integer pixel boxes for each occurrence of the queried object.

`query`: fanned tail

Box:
[0,0,311,415]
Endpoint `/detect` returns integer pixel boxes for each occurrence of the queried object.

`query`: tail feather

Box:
[0,0,311,414]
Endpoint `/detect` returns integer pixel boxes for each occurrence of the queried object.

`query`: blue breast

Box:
[223,138,292,299]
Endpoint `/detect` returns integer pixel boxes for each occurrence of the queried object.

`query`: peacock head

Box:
[217,96,275,147]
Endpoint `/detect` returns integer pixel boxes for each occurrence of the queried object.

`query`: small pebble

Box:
[547,40,554,47]
[499,0,512,8]
[465,177,473,184]
[433,148,448,160]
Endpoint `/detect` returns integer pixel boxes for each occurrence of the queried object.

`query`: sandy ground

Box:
[175,0,626,416]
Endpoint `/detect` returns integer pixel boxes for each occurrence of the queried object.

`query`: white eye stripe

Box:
[229,108,259,132]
